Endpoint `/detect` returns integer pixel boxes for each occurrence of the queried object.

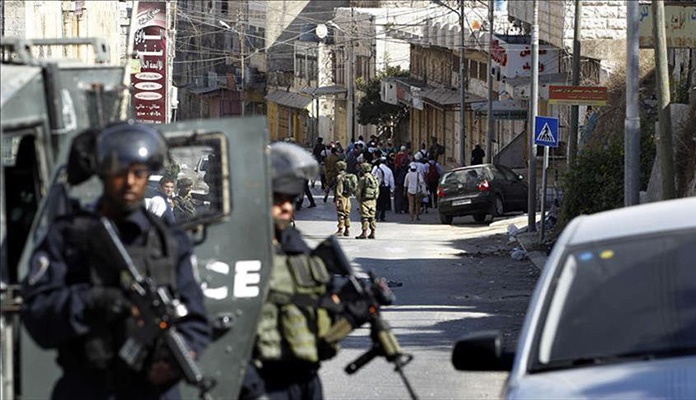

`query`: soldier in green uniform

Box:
[355,162,379,239]
[240,142,370,400]
[172,177,196,220]
[333,161,352,237]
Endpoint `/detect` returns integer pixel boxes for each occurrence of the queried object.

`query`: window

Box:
[535,231,696,369]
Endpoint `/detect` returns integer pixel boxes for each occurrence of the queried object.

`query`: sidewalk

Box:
[515,230,549,271]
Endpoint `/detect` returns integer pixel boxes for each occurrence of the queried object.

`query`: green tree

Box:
[356,66,410,138]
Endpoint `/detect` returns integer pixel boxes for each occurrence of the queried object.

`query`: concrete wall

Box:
[3,1,127,65]
[507,0,626,62]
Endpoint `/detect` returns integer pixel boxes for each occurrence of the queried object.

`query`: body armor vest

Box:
[65,210,178,372]
[255,253,335,363]
[361,174,379,201]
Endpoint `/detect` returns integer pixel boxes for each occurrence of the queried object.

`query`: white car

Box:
[195,153,209,181]
[452,196,696,398]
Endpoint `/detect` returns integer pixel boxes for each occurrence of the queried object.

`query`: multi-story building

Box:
[1,0,128,66]
[264,2,424,146]
[175,0,265,120]
[384,3,495,167]
[264,0,348,143]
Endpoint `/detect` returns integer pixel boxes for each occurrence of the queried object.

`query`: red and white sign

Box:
[131,2,167,124]
[491,35,559,79]
[548,86,608,106]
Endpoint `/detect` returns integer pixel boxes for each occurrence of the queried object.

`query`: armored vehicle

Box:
[1,37,274,399]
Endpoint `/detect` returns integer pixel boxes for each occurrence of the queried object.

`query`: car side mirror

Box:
[165,133,229,230]
[452,330,514,371]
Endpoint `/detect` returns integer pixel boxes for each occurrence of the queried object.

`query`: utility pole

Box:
[624,0,640,206]
[568,0,582,166]
[652,0,675,200]
[347,7,355,142]
[527,0,538,232]
[485,0,494,163]
[239,1,246,116]
[459,0,467,166]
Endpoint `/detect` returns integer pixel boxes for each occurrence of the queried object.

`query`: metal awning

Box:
[472,100,528,120]
[300,85,347,97]
[186,86,220,95]
[1,64,42,108]
[421,87,486,107]
[265,90,312,110]
[503,72,571,87]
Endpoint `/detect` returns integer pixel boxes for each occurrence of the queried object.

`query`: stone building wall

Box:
[507,0,626,62]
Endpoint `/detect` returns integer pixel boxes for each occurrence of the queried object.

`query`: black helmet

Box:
[270,142,318,196]
[95,121,168,176]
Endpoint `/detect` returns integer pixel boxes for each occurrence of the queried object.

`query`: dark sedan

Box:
[436,164,528,224]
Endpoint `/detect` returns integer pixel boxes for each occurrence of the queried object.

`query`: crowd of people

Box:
[295,134,446,227]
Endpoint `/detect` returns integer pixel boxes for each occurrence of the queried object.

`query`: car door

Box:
[497,164,527,210]
[16,117,272,400]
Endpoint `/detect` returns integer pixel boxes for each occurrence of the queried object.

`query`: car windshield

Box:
[534,229,696,370]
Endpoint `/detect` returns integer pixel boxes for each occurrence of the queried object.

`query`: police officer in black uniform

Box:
[20,121,211,400]
[240,142,371,400]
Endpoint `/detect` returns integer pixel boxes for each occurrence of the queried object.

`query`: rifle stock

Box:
[98,217,216,400]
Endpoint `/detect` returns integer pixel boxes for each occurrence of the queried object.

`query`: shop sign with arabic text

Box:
[548,86,608,106]
[131,2,167,124]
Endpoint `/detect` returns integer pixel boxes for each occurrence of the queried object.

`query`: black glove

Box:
[84,287,131,323]
[342,298,373,329]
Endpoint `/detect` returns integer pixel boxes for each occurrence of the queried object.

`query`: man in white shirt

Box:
[403,163,423,222]
[146,176,175,222]
[371,157,394,222]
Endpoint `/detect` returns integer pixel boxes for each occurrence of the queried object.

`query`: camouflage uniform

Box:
[172,177,196,220]
[334,161,351,236]
[323,150,340,202]
[356,163,378,239]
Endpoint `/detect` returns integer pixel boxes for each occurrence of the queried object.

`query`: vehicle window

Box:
[445,168,484,186]
[497,165,518,181]
[534,230,696,370]
[67,139,226,230]
[491,167,506,181]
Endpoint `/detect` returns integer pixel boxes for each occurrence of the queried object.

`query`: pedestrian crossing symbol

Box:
[534,116,559,147]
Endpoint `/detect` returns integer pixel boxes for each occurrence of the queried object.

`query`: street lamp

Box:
[327,20,355,143]
[432,0,467,166]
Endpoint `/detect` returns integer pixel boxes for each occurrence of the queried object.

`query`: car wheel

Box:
[473,213,486,222]
[491,195,504,218]
[439,214,453,224]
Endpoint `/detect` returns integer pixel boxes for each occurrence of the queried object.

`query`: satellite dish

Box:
[315,24,328,39]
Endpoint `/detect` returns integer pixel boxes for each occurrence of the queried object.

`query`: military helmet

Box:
[336,160,347,171]
[360,162,372,173]
[95,121,168,176]
[178,177,193,187]
[269,142,318,196]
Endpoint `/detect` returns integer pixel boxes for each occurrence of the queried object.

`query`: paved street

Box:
[294,188,540,399]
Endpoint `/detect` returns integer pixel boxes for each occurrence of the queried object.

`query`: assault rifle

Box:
[312,237,418,400]
[97,217,216,400]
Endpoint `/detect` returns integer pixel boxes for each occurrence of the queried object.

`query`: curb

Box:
[514,231,548,271]
[525,251,547,271]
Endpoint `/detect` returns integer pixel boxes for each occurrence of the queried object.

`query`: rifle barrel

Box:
[394,364,419,400]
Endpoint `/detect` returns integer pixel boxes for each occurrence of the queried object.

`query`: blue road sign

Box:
[534,116,559,147]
